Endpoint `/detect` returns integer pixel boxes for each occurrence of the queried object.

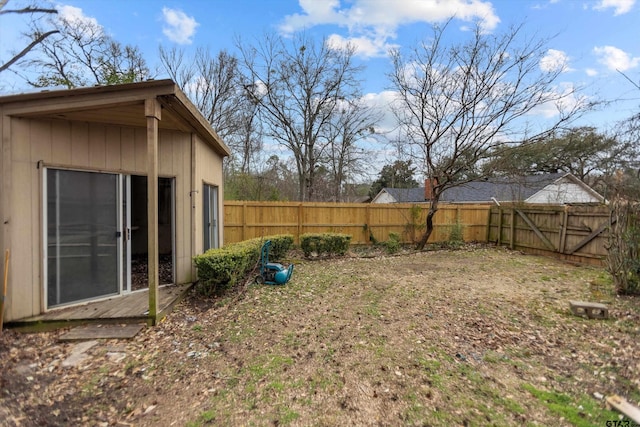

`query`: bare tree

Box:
[237,32,364,201]
[389,22,591,249]
[21,7,149,88]
[160,47,241,139]
[0,0,58,74]
[159,46,261,172]
[324,99,380,201]
[233,96,263,174]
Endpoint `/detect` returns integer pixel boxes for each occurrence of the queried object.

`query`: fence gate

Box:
[487,204,610,265]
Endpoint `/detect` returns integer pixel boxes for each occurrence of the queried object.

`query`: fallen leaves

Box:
[0,247,639,426]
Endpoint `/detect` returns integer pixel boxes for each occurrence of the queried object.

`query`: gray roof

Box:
[441,173,565,202]
[380,173,567,203]
[381,187,427,203]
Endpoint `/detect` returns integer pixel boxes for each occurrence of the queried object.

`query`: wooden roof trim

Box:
[0,79,176,106]
[0,79,231,157]
[160,89,231,157]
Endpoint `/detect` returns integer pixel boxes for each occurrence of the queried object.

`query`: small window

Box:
[203,184,219,251]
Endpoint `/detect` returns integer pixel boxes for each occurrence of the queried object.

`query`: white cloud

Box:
[593,0,635,15]
[585,68,598,76]
[57,5,101,28]
[528,83,588,119]
[161,7,199,44]
[279,0,345,33]
[326,34,399,57]
[361,90,400,135]
[593,45,640,71]
[280,0,500,58]
[540,49,572,73]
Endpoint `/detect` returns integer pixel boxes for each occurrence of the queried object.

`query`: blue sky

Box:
[1,0,639,135]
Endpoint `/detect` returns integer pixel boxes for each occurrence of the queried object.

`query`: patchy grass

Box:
[522,383,620,427]
[2,246,639,426]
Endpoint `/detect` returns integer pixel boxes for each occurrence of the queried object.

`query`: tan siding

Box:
[12,119,30,161]
[51,121,71,165]
[12,134,36,319]
[0,83,230,322]
[134,128,146,171]
[105,127,122,170]
[7,119,33,320]
[31,119,52,162]
[158,132,173,175]
[176,138,190,263]
[3,115,221,320]
[155,130,193,284]
[1,113,13,321]
[31,166,42,315]
[88,123,107,169]
[120,127,135,171]
[194,136,224,253]
[70,122,89,165]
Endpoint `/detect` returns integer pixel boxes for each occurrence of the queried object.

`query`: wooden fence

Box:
[223,201,611,266]
[487,204,611,266]
[223,201,490,245]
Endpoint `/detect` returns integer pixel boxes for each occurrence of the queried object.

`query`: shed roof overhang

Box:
[0,79,231,157]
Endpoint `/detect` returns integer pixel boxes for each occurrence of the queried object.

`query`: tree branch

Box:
[0,30,59,73]
[0,7,58,15]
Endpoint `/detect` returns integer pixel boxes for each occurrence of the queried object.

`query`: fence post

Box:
[559,206,569,254]
[497,208,503,246]
[510,208,515,250]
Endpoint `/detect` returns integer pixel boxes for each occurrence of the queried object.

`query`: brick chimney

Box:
[424,178,438,200]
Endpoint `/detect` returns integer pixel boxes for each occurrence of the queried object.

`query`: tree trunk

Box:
[416,201,438,250]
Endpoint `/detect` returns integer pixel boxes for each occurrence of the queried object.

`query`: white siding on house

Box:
[526,179,602,204]
[371,191,397,204]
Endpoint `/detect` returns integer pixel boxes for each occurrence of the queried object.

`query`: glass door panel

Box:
[203,184,219,251]
[47,169,120,307]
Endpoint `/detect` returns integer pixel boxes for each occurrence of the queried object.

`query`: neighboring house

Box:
[371,173,605,205]
[0,80,231,323]
[370,187,425,204]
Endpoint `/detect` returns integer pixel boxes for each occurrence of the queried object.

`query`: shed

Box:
[0,80,231,325]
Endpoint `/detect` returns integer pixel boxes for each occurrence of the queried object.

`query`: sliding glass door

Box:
[46,169,121,307]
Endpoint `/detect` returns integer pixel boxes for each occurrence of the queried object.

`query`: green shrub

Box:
[300,233,351,258]
[193,234,294,294]
[267,235,295,260]
[384,232,401,254]
[447,220,465,248]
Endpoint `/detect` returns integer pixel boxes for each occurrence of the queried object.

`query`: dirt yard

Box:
[1,245,639,426]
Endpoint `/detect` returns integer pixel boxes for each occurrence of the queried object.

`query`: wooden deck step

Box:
[8,283,193,331]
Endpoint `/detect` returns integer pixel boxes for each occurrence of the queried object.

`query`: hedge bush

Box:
[300,232,351,258]
[384,232,401,254]
[193,234,294,293]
